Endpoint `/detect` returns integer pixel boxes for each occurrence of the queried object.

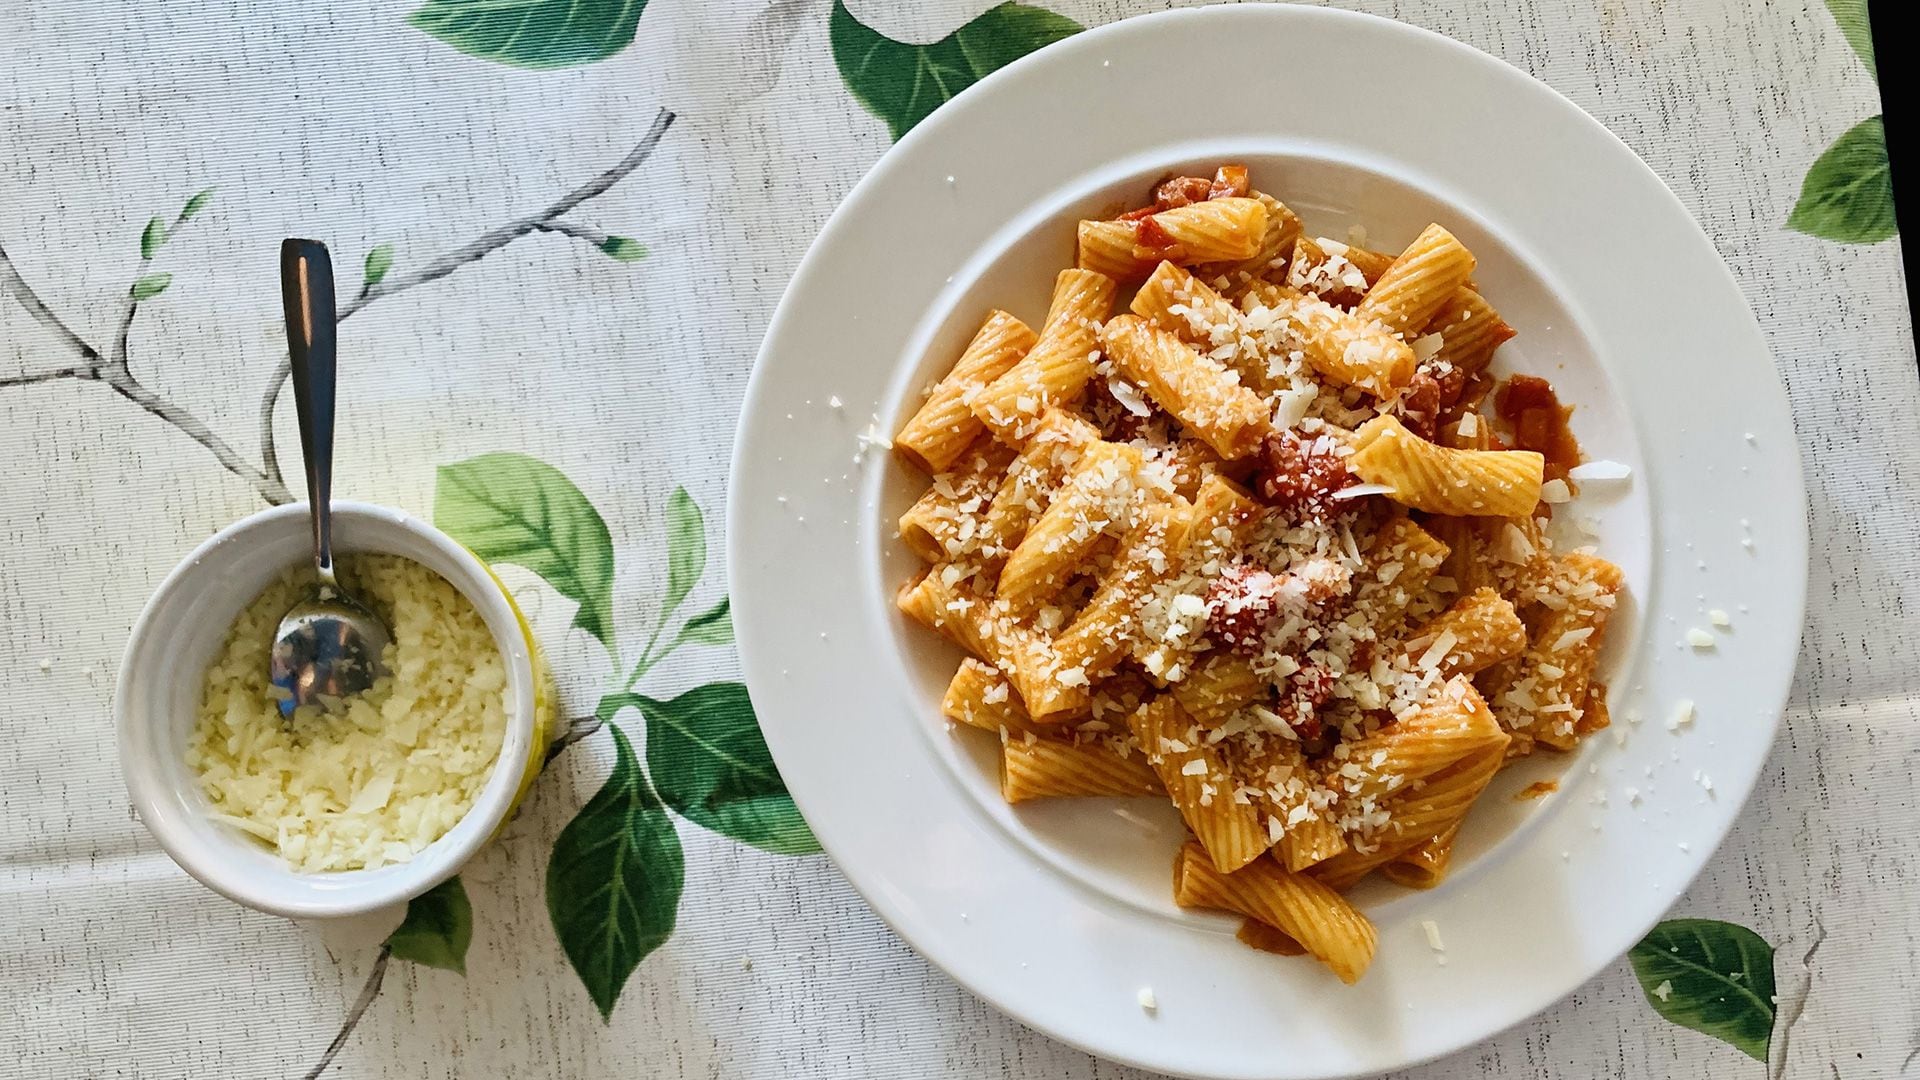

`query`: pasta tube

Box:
[971,270,1116,442]
[897,441,1015,563]
[1491,552,1624,749]
[1311,740,1506,890]
[1243,282,1415,397]
[1132,696,1270,872]
[1002,735,1164,803]
[997,441,1146,614]
[1349,414,1544,517]
[1131,260,1284,395]
[1103,314,1273,461]
[1175,841,1377,983]
[1397,587,1529,680]
[895,311,1038,473]
[1355,224,1477,336]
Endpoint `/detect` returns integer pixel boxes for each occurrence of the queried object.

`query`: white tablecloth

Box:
[1,1,1911,1076]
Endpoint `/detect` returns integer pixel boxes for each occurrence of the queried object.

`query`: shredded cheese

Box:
[187,555,507,873]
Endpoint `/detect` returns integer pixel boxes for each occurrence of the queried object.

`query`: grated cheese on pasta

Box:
[888,166,1626,985]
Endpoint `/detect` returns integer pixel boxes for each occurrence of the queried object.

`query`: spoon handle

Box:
[280,238,340,584]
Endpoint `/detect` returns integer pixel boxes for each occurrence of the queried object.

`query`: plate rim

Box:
[729,7,1809,1077]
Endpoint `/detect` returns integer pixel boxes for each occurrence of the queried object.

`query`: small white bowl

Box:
[118,501,548,919]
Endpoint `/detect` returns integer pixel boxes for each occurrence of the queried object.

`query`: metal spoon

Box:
[269,238,390,718]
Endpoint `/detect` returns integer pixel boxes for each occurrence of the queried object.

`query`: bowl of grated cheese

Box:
[117,501,551,918]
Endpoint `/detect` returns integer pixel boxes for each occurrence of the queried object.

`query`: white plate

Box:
[728,7,1807,1078]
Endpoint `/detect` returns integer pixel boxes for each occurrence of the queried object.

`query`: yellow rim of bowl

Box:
[475,560,554,821]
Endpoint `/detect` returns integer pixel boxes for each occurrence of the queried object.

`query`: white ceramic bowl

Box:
[731,7,1806,1077]
[117,501,547,919]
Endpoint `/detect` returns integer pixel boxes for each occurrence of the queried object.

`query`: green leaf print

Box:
[675,598,733,648]
[363,242,395,289]
[547,726,683,1020]
[1823,0,1875,79]
[140,217,167,260]
[177,188,214,224]
[610,683,818,856]
[435,453,619,651]
[829,1,1082,141]
[386,876,473,974]
[408,0,649,71]
[1629,919,1777,1062]
[598,236,647,262]
[130,272,172,300]
[661,486,705,624]
[1787,116,1896,244]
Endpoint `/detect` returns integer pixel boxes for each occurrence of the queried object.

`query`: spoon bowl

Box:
[269,588,391,716]
[271,237,391,718]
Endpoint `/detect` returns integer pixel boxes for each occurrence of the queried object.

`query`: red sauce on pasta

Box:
[1237,918,1306,956]
[1133,216,1179,254]
[1494,375,1581,483]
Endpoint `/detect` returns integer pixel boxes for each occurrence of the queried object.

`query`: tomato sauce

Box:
[1133,215,1180,255]
[1237,918,1306,956]
[1494,375,1581,483]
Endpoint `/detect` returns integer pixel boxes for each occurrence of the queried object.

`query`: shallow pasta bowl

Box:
[728,6,1806,1078]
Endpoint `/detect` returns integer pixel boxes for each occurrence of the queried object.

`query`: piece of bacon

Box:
[1131,215,1184,262]
[1152,175,1214,210]
[1209,165,1250,200]
[1154,167,1251,207]
[1254,430,1356,524]
[1390,370,1443,441]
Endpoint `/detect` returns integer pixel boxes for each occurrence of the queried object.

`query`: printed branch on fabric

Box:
[0,189,289,505]
[1,109,674,504]
[1,103,803,1073]
[253,109,674,492]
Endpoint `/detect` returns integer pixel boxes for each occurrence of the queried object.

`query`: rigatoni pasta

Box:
[1102,314,1273,460]
[970,269,1116,442]
[1194,192,1302,293]
[1175,841,1377,984]
[1240,282,1416,397]
[1002,735,1164,803]
[895,311,1037,473]
[1132,695,1270,872]
[1490,552,1625,750]
[1285,235,1376,308]
[898,441,1015,563]
[997,440,1146,613]
[1349,414,1544,517]
[1130,261,1287,395]
[891,165,1627,983]
[1424,287,1515,392]
[1075,181,1271,283]
[1354,224,1477,335]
